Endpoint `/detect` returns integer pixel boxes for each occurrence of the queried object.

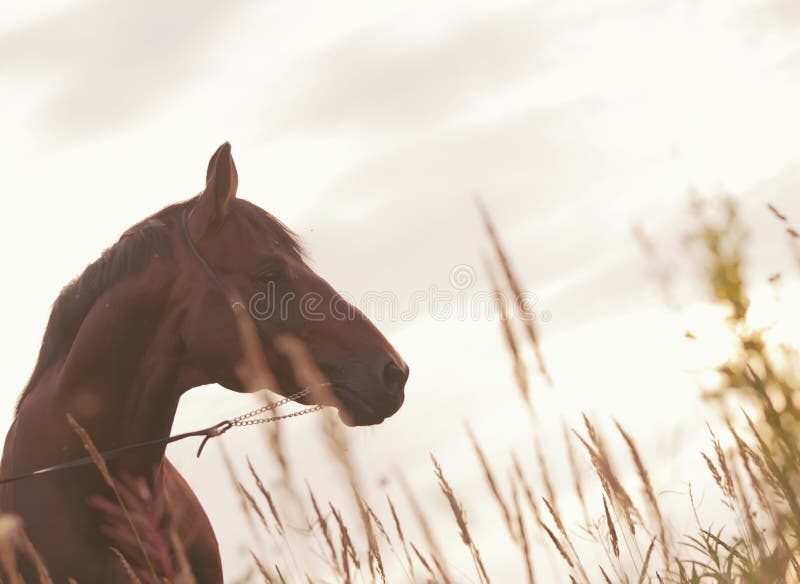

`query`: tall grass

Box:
[2,197,800,583]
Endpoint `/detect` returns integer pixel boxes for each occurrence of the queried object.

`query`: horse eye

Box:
[258,266,284,283]
[257,259,290,284]
[260,271,279,283]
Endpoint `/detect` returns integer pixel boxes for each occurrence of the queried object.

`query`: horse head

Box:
[176,143,408,426]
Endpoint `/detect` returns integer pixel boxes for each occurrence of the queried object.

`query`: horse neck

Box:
[44,266,187,467]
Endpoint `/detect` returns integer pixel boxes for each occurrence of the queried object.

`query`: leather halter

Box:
[181,208,230,296]
[181,208,260,334]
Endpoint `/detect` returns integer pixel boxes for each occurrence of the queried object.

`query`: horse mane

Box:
[15,202,184,412]
[15,197,304,412]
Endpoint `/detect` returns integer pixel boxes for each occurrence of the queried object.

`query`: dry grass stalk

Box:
[0,515,22,584]
[306,484,341,577]
[542,498,589,583]
[0,517,53,584]
[510,452,544,527]
[677,558,689,583]
[15,527,54,584]
[730,463,763,560]
[362,502,389,544]
[238,481,271,535]
[466,424,516,541]
[485,259,533,415]
[736,438,772,514]
[66,414,158,583]
[575,420,644,571]
[615,420,670,565]
[538,520,573,570]
[431,553,454,584]
[728,425,800,578]
[357,496,386,583]
[169,531,196,584]
[477,199,552,385]
[264,490,286,537]
[563,423,591,530]
[701,453,730,508]
[397,471,449,576]
[576,417,641,535]
[110,546,143,584]
[316,409,347,465]
[348,487,380,581]
[602,496,619,558]
[229,290,278,392]
[247,459,285,536]
[329,503,360,571]
[218,442,260,539]
[265,423,291,489]
[510,478,535,584]
[709,426,736,502]
[90,475,179,581]
[386,495,415,578]
[431,455,491,584]
[229,289,292,486]
[318,403,366,544]
[728,425,780,500]
[250,551,273,583]
[767,203,800,264]
[410,542,437,582]
[636,538,656,584]
[340,528,352,584]
[743,411,800,522]
[367,498,410,583]
[534,438,558,509]
[599,565,613,584]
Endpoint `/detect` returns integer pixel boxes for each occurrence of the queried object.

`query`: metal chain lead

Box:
[229,387,325,427]
[232,404,325,427]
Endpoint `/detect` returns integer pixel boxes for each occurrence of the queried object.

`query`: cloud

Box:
[285,98,616,323]
[266,5,557,135]
[0,0,252,139]
[752,0,800,33]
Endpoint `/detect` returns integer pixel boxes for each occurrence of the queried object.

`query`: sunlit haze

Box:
[2,1,800,581]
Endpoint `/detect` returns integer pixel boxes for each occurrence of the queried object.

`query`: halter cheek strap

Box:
[180,208,270,339]
[181,208,230,298]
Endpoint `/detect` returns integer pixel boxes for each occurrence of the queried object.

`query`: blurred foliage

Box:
[686,196,800,465]
[684,196,800,582]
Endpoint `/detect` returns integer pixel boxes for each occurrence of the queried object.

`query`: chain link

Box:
[229,387,325,427]
[232,404,325,427]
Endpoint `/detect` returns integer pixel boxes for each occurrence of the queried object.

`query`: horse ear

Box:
[189,142,239,239]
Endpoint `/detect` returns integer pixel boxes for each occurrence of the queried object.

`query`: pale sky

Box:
[2,0,800,581]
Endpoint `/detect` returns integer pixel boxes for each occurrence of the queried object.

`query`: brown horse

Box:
[0,143,408,583]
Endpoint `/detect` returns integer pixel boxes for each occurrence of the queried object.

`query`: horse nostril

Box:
[382,360,409,395]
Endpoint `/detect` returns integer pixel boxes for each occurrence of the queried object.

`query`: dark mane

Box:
[15,202,185,411]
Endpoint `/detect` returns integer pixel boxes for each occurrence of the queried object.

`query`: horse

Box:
[0,142,409,583]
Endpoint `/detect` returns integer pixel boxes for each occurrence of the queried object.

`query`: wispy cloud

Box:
[752,0,800,33]
[296,98,610,309]
[266,5,558,135]
[0,0,253,140]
